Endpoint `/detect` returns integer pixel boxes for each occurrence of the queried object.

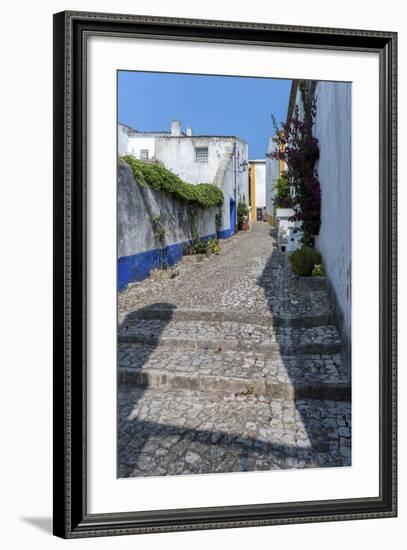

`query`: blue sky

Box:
[118,71,292,159]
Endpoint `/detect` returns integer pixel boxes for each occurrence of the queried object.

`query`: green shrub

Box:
[311,263,324,277]
[183,239,207,255]
[183,238,221,256]
[121,155,223,209]
[289,246,322,277]
[207,239,221,254]
[194,184,224,209]
[192,240,209,254]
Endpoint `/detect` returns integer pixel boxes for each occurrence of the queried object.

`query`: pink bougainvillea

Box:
[271,91,321,246]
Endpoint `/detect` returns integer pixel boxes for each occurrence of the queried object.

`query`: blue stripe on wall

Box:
[118,232,230,291]
[118,243,183,291]
[218,228,232,239]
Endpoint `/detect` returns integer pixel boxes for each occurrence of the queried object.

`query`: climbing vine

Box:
[273,174,293,208]
[122,155,224,209]
[270,81,321,246]
[149,214,167,269]
[190,208,199,241]
[149,215,166,248]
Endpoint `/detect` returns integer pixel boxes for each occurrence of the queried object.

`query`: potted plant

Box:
[237,201,249,231]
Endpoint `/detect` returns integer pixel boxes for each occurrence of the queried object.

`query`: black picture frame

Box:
[53,10,397,538]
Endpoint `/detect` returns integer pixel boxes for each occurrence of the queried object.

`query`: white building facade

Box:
[118,120,250,238]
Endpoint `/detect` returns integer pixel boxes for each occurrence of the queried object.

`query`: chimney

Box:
[186,126,193,137]
[171,120,181,136]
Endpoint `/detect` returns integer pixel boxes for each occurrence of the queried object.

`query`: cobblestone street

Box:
[118,223,351,477]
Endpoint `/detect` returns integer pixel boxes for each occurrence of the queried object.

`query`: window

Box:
[140,149,149,160]
[195,147,208,163]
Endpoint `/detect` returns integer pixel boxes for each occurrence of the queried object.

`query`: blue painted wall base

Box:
[218,228,233,239]
[118,232,233,291]
[118,243,184,291]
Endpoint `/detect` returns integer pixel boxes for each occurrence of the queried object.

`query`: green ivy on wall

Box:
[121,155,224,209]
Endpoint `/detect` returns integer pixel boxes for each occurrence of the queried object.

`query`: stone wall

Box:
[118,160,219,290]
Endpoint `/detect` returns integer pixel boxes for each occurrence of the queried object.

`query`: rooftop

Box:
[118,121,246,143]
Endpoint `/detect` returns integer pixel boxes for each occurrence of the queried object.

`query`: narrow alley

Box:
[117,223,351,477]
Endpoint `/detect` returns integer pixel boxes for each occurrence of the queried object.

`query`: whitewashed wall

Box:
[253,161,266,207]
[313,81,352,364]
[117,123,129,156]
[235,141,250,206]
[266,137,280,216]
[127,136,156,159]
[154,137,243,185]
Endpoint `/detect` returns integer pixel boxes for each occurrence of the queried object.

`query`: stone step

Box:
[118,385,352,478]
[123,306,334,328]
[118,344,350,401]
[118,319,342,354]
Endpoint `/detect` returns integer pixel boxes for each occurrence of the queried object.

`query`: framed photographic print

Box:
[53,11,397,538]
